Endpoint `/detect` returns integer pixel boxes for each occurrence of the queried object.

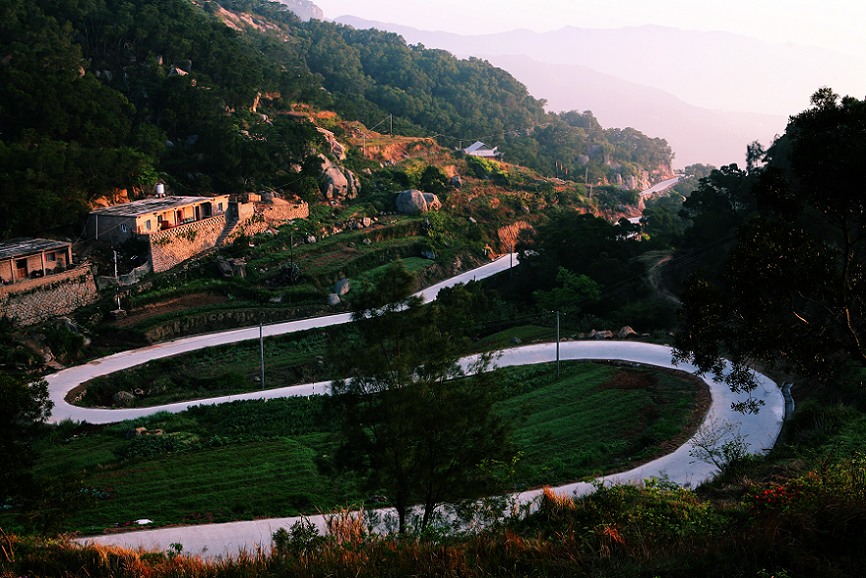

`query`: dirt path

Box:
[648,254,681,306]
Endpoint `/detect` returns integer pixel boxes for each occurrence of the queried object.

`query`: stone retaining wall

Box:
[0,263,99,325]
[148,215,227,273]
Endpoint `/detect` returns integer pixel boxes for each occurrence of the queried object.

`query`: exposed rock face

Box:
[273,0,323,21]
[395,189,441,215]
[317,127,347,160]
[497,221,533,253]
[319,155,360,201]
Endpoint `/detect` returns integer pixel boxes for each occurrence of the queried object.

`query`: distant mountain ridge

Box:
[334,15,863,166]
[480,54,785,167]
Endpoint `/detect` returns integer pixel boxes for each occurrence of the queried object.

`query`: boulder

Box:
[113,391,135,407]
[125,426,148,439]
[395,189,441,215]
[335,277,351,296]
[319,155,360,201]
[590,329,614,340]
[216,256,246,279]
[618,326,638,339]
[326,293,341,306]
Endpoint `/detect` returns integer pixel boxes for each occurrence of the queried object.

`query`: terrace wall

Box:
[0,263,98,325]
[147,215,227,273]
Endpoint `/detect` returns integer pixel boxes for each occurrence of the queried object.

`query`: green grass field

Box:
[8,361,704,535]
[78,327,340,407]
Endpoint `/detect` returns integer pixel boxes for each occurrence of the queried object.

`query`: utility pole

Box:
[389,114,393,137]
[555,310,561,379]
[259,321,265,389]
[113,250,122,311]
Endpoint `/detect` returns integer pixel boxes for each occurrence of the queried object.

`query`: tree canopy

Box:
[0,374,52,501]
[330,262,512,533]
[673,89,866,407]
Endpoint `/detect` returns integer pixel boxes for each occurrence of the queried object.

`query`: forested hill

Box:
[0,0,673,238]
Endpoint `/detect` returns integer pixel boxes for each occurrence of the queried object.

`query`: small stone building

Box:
[0,238,98,325]
[0,238,73,285]
[85,196,230,245]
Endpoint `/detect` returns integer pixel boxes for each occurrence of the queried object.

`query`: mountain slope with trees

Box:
[0,0,672,239]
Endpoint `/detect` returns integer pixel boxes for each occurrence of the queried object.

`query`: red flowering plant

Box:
[748,483,801,514]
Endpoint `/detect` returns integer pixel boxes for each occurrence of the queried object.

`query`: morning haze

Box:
[316,1,866,168]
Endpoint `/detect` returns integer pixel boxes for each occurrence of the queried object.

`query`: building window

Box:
[46,252,56,262]
[145,220,152,230]
[218,202,224,212]
[121,223,128,233]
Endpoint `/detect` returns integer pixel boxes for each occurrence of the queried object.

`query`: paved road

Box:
[49,252,783,558]
[77,341,783,559]
[640,175,681,198]
[626,176,681,224]
[47,255,517,424]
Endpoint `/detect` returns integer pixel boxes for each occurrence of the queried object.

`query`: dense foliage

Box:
[0,374,52,501]
[511,211,677,331]
[673,89,866,404]
[332,262,512,533]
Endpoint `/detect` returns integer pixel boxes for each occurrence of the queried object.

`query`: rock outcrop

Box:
[273,0,323,21]
[319,155,360,201]
[316,127,347,160]
[395,189,441,215]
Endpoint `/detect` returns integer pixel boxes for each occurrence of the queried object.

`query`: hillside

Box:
[0,0,673,239]
[333,16,812,167]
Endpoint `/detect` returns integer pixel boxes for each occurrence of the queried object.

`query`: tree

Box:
[674,89,866,405]
[0,374,52,501]
[640,194,689,248]
[331,263,512,533]
[533,266,601,314]
[418,165,451,195]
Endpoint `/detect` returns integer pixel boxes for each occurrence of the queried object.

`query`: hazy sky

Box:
[312,0,866,59]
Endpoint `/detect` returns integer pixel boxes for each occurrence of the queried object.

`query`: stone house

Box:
[0,238,98,325]
[85,195,230,245]
[0,238,73,285]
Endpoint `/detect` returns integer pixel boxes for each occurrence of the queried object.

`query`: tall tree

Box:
[0,374,52,501]
[674,89,866,408]
[331,262,512,533]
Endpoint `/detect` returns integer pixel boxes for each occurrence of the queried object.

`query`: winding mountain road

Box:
[49,253,783,559]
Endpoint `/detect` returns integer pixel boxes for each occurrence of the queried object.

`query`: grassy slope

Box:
[8,361,704,535]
